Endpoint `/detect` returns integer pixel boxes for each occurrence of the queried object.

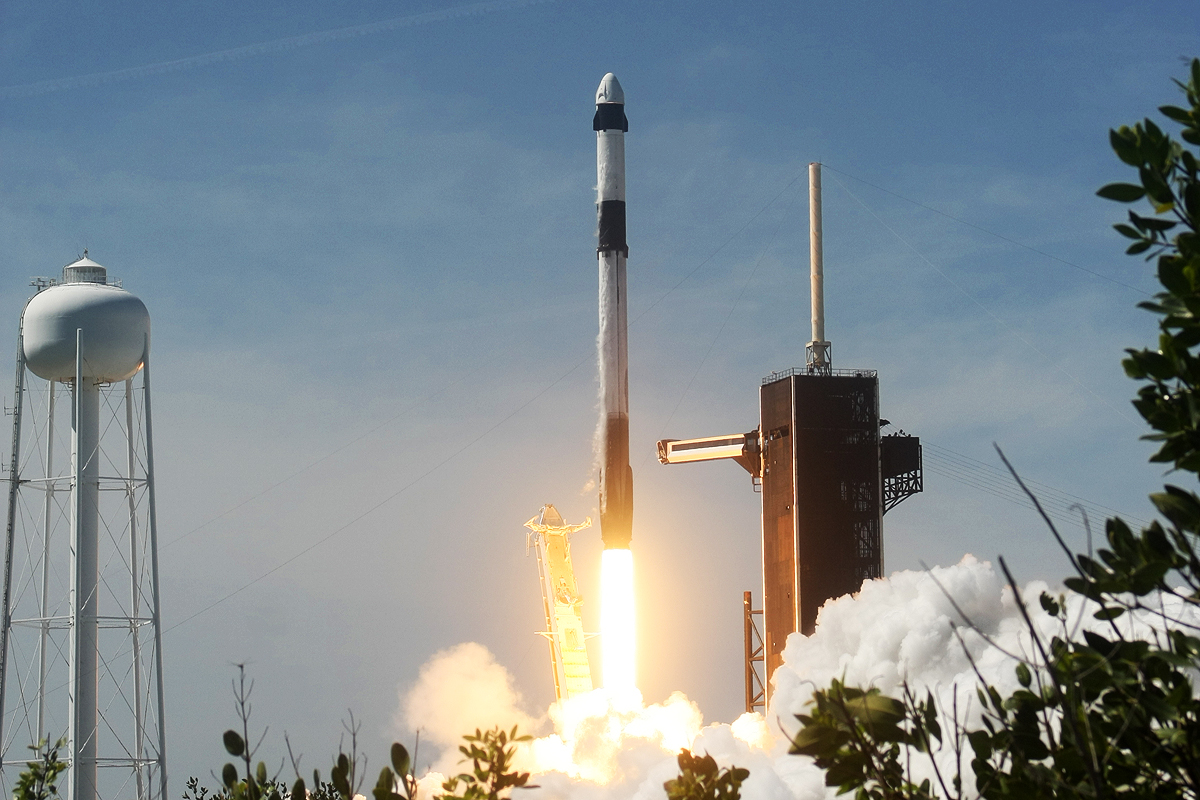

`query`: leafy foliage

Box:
[662,750,750,800]
[12,738,67,800]
[373,742,421,800]
[178,664,421,800]
[1113,58,1200,475]
[790,681,950,800]
[184,729,431,800]
[436,726,535,800]
[788,57,1200,800]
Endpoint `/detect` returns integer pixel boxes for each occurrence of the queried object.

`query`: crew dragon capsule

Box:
[595,73,632,550]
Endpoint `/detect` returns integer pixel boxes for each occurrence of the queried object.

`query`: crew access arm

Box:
[525,505,593,701]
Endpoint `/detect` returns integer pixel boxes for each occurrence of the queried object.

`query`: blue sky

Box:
[2,0,1199,788]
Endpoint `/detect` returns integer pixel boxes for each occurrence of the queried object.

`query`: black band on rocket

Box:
[597,200,627,253]
[593,104,629,132]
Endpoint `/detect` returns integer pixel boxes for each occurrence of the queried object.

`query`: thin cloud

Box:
[0,0,555,100]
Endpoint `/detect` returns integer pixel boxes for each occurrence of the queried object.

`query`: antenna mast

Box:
[806,162,831,374]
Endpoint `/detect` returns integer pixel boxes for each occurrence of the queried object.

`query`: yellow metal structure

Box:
[525,505,594,701]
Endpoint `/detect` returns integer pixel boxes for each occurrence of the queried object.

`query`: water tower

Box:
[0,255,167,800]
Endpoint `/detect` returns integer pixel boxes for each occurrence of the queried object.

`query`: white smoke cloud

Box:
[399,642,542,774]
[769,554,1200,793]
[400,556,1200,800]
[772,553,1017,737]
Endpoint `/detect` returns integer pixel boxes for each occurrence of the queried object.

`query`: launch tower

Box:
[656,165,923,706]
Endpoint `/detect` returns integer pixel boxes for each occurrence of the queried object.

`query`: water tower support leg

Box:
[70,330,99,800]
[38,381,55,743]
[125,379,146,800]
[142,347,168,800]
[0,339,27,775]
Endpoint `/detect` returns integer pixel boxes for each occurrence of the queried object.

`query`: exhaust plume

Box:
[400,555,1200,799]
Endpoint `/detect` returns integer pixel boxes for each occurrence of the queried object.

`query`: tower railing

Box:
[761,367,878,385]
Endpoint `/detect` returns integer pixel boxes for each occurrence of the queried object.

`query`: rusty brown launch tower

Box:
[656,164,922,709]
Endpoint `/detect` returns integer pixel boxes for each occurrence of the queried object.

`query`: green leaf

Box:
[788,725,827,756]
[846,691,905,726]
[1039,591,1061,616]
[222,764,238,789]
[1134,214,1177,231]
[1016,662,1032,687]
[967,730,993,760]
[1160,105,1193,125]
[332,759,351,800]
[1110,127,1142,166]
[1097,182,1147,202]
[223,730,245,758]
[372,767,395,800]
[391,743,410,777]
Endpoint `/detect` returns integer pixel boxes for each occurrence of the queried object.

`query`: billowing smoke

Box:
[770,554,1200,792]
[399,642,541,774]
[398,555,1200,800]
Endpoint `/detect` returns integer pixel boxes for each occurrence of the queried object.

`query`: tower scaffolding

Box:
[524,505,593,702]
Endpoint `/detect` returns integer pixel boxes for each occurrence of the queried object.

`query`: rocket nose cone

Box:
[596,73,624,105]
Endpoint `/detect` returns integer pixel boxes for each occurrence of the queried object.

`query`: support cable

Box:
[821,164,1152,296]
[826,171,1142,430]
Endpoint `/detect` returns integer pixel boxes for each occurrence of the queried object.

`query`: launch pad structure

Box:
[657,164,923,710]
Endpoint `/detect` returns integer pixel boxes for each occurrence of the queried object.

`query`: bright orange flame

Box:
[600,548,635,691]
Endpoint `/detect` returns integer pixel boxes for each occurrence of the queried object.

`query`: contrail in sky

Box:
[0,0,555,100]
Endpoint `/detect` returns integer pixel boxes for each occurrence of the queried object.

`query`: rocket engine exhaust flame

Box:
[600,549,636,692]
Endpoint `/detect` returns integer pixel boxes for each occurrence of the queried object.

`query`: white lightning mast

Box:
[806,162,831,374]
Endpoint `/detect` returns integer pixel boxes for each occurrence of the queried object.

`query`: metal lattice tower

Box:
[0,256,167,800]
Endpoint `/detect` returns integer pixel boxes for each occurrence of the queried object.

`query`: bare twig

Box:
[994,445,1083,581]
[994,445,1126,641]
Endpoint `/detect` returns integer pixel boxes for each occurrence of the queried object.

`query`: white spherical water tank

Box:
[22,256,150,381]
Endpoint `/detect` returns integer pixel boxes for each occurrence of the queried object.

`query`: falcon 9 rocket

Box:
[595,72,632,552]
